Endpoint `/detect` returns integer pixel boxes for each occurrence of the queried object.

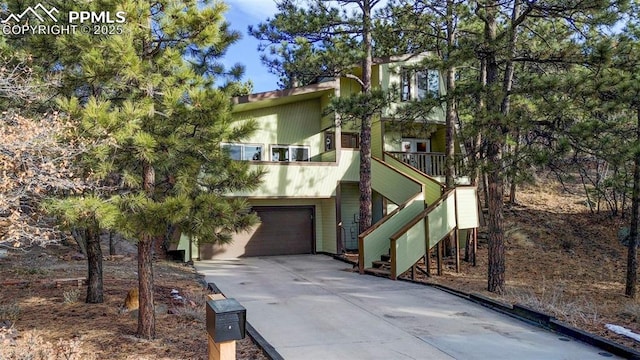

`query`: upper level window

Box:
[271,145,310,162]
[401,69,412,101]
[401,68,440,101]
[325,132,359,150]
[222,143,263,161]
[341,133,359,148]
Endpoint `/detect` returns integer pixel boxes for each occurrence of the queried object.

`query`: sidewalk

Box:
[196,255,619,360]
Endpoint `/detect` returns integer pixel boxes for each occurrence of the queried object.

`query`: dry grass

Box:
[505,281,600,327]
[0,244,268,360]
[0,329,97,360]
[62,289,82,304]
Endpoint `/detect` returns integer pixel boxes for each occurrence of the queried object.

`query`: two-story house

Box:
[176,53,480,280]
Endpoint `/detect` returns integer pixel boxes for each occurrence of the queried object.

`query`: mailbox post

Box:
[206,295,246,360]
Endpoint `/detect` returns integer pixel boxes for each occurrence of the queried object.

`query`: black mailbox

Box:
[206,298,246,343]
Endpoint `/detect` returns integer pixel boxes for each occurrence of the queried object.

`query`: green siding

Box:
[380,64,391,93]
[341,183,361,250]
[372,64,381,90]
[428,193,457,248]
[320,198,337,253]
[310,150,337,162]
[320,92,335,130]
[393,218,426,277]
[372,119,383,158]
[233,99,324,156]
[371,158,422,205]
[339,77,362,98]
[431,127,446,153]
[383,155,443,205]
[383,127,402,152]
[230,150,359,197]
[177,233,192,262]
[360,193,424,269]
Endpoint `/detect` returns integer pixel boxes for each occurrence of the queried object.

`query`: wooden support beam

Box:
[473,228,478,267]
[454,229,460,273]
[208,335,236,360]
[425,250,431,276]
[437,241,443,276]
[54,277,87,288]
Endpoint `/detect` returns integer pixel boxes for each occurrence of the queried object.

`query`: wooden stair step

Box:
[380,254,391,262]
[364,267,391,277]
[372,260,390,268]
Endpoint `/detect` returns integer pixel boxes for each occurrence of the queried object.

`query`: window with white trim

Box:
[222,143,263,161]
[400,68,440,101]
[271,145,310,162]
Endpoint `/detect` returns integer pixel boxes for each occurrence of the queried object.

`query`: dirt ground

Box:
[0,241,268,360]
[400,178,640,352]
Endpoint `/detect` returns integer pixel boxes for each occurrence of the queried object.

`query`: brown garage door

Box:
[200,206,315,259]
[200,206,315,260]
[242,206,314,257]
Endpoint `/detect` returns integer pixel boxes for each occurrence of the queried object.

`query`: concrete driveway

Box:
[195,255,618,360]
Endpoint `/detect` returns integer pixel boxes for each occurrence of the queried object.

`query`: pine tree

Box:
[16,0,266,338]
[563,18,640,297]
[468,0,627,293]
[373,0,627,292]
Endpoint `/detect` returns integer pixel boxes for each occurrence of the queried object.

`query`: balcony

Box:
[387,152,464,177]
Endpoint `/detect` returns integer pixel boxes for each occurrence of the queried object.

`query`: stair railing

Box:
[388,188,457,279]
[358,191,425,274]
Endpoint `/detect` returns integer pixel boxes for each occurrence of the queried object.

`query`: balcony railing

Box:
[387,152,463,177]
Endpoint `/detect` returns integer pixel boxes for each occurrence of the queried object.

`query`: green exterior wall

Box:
[383,127,403,152]
[360,192,425,269]
[371,158,422,205]
[431,127,446,153]
[230,149,360,197]
[340,183,361,250]
[233,98,324,157]
[393,217,426,277]
[428,192,457,248]
[372,119,384,158]
[383,155,443,205]
[320,92,335,130]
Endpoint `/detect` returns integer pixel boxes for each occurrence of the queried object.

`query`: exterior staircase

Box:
[358,152,479,280]
[365,253,391,277]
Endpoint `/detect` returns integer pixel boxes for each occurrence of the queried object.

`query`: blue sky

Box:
[224,1,280,93]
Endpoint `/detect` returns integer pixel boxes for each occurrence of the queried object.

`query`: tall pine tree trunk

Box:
[109,230,116,256]
[626,107,640,298]
[137,234,156,339]
[487,143,505,293]
[444,0,456,189]
[484,0,506,293]
[85,222,103,303]
[138,161,156,339]
[358,0,374,233]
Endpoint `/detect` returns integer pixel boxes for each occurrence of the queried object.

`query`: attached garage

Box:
[200,206,315,259]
